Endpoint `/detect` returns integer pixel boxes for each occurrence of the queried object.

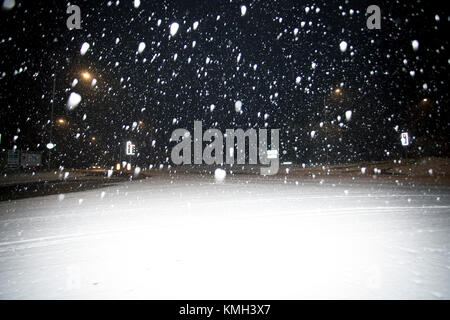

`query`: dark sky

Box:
[0,0,448,167]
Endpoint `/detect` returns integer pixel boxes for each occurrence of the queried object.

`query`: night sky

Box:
[0,0,448,168]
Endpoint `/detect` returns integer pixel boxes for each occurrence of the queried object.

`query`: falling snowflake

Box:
[170,22,180,36]
[80,42,90,55]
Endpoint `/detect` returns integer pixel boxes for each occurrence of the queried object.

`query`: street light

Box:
[82,72,92,81]
[323,88,343,165]
[47,75,57,169]
[48,70,94,169]
[56,118,66,125]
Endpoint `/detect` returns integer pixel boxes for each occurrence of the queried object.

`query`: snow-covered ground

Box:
[0,173,449,299]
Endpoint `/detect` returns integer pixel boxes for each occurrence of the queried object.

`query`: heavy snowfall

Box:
[0,0,449,299]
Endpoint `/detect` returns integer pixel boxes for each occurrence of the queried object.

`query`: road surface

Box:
[0,171,449,299]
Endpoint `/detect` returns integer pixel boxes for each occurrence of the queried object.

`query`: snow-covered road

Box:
[0,173,449,299]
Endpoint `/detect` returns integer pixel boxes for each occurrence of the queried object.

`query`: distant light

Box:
[334,88,342,94]
[422,98,428,103]
[57,118,66,125]
[115,163,121,171]
[91,137,96,141]
[46,142,55,150]
[82,72,91,80]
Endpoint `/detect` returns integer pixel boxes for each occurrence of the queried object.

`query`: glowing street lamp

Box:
[48,70,92,169]
[322,87,344,165]
[81,72,92,81]
[56,118,66,125]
